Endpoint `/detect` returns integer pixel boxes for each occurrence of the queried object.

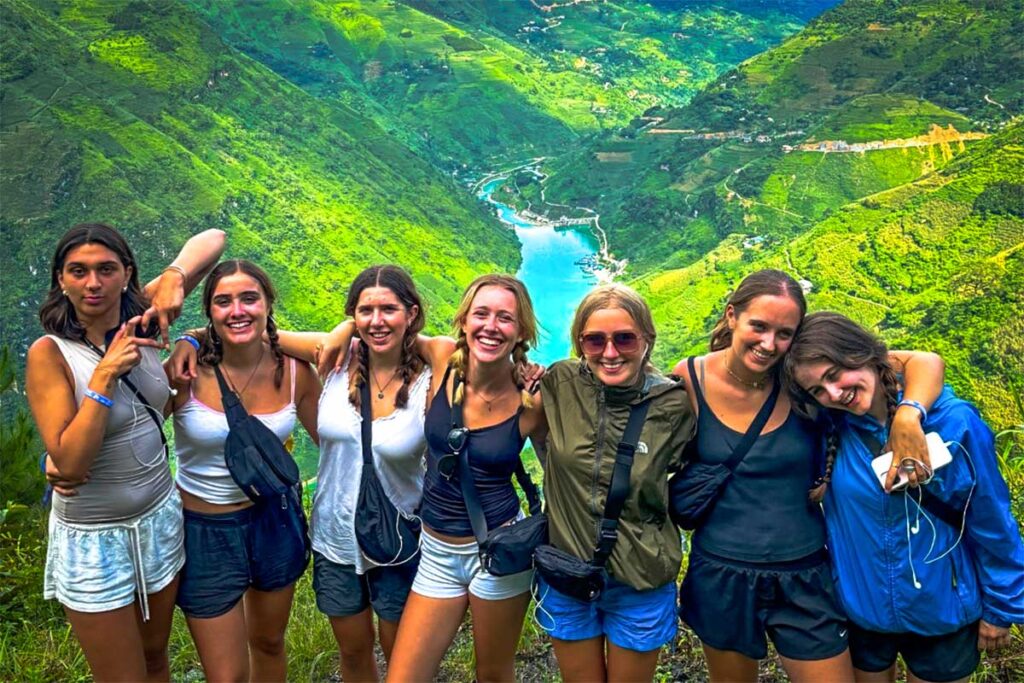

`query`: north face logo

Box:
[636,441,649,454]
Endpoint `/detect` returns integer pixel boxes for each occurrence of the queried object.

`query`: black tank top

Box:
[688,357,826,562]
[420,367,526,537]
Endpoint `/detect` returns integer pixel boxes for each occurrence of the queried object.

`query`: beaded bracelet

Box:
[175,334,200,351]
[85,389,114,408]
[897,399,927,422]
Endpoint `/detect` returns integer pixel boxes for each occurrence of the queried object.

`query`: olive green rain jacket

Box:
[540,359,696,591]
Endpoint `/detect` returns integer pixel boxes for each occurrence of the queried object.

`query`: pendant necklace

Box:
[724,350,767,390]
[372,368,400,399]
[223,344,266,398]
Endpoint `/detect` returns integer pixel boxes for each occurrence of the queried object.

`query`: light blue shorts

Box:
[44,488,184,619]
[534,574,678,652]
[411,529,533,601]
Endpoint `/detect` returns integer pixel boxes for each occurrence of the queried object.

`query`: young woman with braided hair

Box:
[384,273,548,683]
[672,269,946,683]
[170,260,320,682]
[785,312,1023,683]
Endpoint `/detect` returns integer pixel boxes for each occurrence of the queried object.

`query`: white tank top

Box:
[312,356,430,572]
[174,357,298,505]
[47,335,173,523]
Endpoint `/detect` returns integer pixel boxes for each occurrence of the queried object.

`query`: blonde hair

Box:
[448,274,538,407]
[570,283,656,368]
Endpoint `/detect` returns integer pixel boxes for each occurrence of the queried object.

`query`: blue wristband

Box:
[84,389,114,408]
[897,399,927,422]
[176,334,200,351]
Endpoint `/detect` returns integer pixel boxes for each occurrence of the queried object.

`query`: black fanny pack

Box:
[533,397,651,603]
[668,356,779,530]
[213,364,310,566]
[214,365,302,502]
[450,371,548,577]
[354,376,421,566]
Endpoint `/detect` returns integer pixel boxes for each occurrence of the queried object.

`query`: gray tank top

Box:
[48,336,173,523]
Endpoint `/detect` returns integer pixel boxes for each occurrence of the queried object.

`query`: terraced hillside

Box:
[182,0,828,167]
[0,0,520,356]
[535,0,1022,272]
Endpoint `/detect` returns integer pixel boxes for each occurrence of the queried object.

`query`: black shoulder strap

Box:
[514,460,543,516]
[858,431,965,530]
[591,397,652,569]
[359,377,374,467]
[84,338,168,459]
[685,356,710,413]
[212,364,249,426]
[450,373,490,545]
[723,377,781,471]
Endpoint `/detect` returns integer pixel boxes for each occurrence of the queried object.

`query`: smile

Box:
[749,347,773,362]
[476,335,504,349]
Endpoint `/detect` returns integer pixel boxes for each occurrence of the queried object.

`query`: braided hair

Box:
[783,311,897,502]
[344,265,426,411]
[448,274,538,408]
[198,259,284,389]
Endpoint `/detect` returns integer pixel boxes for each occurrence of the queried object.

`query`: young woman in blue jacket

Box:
[785,312,1024,683]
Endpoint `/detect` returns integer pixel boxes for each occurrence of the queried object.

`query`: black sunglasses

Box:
[438,427,469,480]
[579,331,642,356]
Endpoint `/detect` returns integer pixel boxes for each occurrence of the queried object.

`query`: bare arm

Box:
[141,228,227,347]
[28,321,162,480]
[293,359,322,447]
[885,350,946,489]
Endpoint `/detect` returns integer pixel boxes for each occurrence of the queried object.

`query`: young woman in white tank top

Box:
[26,222,225,682]
[169,260,320,683]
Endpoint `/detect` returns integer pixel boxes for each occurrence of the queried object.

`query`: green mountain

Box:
[533,0,1022,272]
[0,0,520,357]
[180,0,824,167]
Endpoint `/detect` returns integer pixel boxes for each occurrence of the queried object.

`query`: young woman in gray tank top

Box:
[672,269,946,683]
[26,222,224,682]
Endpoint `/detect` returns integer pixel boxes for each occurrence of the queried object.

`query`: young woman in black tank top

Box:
[672,269,946,683]
[385,274,547,683]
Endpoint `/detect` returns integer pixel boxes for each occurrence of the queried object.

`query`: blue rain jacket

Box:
[824,386,1023,635]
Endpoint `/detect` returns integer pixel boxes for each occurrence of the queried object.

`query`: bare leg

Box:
[135,576,180,682]
[702,643,760,683]
[385,591,468,682]
[64,603,147,682]
[245,585,296,682]
[377,617,400,662]
[186,602,249,683]
[606,641,662,683]
[328,609,379,682]
[551,636,607,682]
[908,671,969,683]
[468,591,531,682]
[780,649,855,683]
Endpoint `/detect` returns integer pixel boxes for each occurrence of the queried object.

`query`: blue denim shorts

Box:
[177,500,309,619]
[534,574,678,652]
[313,551,418,622]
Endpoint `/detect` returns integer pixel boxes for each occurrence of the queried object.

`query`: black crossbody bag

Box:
[354,377,422,566]
[668,356,780,530]
[533,397,651,603]
[450,374,548,577]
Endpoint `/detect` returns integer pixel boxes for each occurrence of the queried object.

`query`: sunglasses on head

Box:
[438,427,469,480]
[579,331,642,356]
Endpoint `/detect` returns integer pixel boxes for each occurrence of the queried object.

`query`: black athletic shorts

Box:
[849,621,980,682]
[679,548,849,661]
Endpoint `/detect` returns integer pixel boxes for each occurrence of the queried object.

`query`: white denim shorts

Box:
[412,529,533,601]
[44,488,185,620]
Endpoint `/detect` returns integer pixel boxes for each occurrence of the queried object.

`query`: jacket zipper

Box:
[590,388,607,518]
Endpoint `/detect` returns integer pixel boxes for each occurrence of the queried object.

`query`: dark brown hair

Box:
[782,311,900,501]
[709,269,807,351]
[198,259,285,388]
[343,265,426,410]
[39,223,149,340]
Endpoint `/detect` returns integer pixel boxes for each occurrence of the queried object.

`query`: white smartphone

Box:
[871,431,953,490]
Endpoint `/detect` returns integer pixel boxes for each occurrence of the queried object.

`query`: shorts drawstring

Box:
[127,522,150,621]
